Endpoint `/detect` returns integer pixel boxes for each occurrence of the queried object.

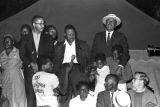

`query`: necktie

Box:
[108,32,110,40]
[111,92,115,107]
[106,32,110,45]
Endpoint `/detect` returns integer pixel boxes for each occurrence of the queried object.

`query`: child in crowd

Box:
[69,81,96,107]
[32,55,73,107]
[94,53,110,95]
[32,55,59,107]
[108,44,133,91]
[87,64,97,92]
[129,72,159,107]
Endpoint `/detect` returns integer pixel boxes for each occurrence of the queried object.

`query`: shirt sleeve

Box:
[51,74,59,89]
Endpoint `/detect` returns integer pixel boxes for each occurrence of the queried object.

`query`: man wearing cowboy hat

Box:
[91,13,130,68]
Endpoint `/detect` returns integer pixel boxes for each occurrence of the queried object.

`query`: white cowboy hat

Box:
[113,91,131,107]
[102,14,121,26]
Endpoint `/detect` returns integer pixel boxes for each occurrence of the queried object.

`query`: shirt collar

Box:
[64,40,75,45]
[106,30,114,37]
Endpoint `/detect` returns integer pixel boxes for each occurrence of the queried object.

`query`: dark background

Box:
[0,0,160,51]
[0,0,160,22]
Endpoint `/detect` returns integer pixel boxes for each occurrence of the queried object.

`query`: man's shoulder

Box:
[98,90,109,97]
[76,39,87,44]
[113,31,126,38]
[95,31,105,36]
[76,39,89,47]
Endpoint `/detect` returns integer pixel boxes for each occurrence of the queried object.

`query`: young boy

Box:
[129,72,158,107]
[32,55,73,107]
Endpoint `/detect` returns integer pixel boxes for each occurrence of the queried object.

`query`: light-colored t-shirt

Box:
[32,71,59,107]
[69,94,96,107]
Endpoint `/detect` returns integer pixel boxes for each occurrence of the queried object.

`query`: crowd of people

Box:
[0,13,159,107]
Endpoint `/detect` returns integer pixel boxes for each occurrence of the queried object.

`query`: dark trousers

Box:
[57,63,87,105]
[24,67,36,107]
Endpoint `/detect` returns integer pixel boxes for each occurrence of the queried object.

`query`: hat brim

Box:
[113,91,131,107]
[102,16,121,26]
[4,34,14,41]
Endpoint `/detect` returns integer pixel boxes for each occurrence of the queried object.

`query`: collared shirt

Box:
[106,31,114,40]
[32,71,59,107]
[62,40,78,64]
[33,31,41,52]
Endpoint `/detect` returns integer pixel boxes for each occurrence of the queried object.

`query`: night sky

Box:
[0,0,160,22]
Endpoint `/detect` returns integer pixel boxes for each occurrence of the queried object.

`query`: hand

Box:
[30,62,38,73]
[53,88,59,96]
[115,66,124,79]
[71,55,75,62]
[66,55,75,73]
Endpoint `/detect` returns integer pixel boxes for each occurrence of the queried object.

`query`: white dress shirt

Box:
[106,31,114,41]
[33,31,41,52]
[62,40,78,64]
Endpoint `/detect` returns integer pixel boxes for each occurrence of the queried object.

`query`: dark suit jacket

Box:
[19,32,53,76]
[91,31,130,66]
[53,39,90,74]
[96,91,112,107]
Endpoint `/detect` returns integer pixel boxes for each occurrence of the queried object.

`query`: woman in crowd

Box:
[46,25,60,60]
[47,25,59,46]
[0,34,27,107]
[15,24,32,49]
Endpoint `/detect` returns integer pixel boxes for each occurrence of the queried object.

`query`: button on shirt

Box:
[63,40,78,64]
[33,31,41,52]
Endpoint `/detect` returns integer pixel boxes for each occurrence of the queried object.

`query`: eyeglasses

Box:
[34,22,45,26]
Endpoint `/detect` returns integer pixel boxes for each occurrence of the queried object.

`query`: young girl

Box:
[94,53,110,95]
[111,45,128,91]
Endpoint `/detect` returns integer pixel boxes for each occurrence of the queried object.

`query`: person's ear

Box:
[33,23,35,28]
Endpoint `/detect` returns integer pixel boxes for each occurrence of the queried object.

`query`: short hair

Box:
[76,81,89,91]
[46,25,58,40]
[64,24,77,38]
[37,55,52,71]
[134,72,149,86]
[105,74,119,85]
[112,44,124,55]
[112,44,124,60]
[20,24,32,33]
[95,53,106,62]
[32,15,44,24]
